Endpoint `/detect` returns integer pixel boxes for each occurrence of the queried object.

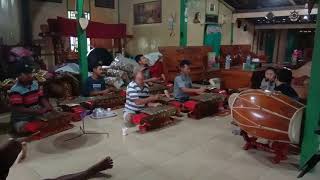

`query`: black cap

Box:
[16,58,34,74]
[277,68,293,83]
[180,59,191,67]
[92,60,104,69]
[135,54,143,63]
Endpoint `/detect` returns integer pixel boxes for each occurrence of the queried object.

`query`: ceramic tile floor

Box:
[1,109,319,180]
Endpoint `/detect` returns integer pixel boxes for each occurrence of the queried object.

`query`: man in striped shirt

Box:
[9,59,53,135]
[122,67,160,135]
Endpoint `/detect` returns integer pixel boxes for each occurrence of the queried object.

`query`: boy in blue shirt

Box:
[84,61,112,97]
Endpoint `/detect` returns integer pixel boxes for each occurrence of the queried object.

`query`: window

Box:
[67,11,91,52]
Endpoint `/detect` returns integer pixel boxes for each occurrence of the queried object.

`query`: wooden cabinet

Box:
[207,67,264,89]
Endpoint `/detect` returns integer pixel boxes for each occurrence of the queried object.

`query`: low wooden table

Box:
[206,66,265,89]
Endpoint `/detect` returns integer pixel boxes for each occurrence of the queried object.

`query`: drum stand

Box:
[65,112,109,142]
[240,130,289,164]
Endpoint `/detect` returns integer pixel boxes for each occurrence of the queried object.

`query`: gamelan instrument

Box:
[59,91,126,111]
[188,93,223,119]
[229,89,305,163]
[171,93,223,119]
[132,105,178,133]
[149,83,172,95]
[28,111,76,141]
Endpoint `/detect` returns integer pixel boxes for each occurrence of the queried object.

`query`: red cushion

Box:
[132,113,149,125]
[183,100,198,111]
[23,121,47,133]
[170,101,182,109]
[120,90,126,97]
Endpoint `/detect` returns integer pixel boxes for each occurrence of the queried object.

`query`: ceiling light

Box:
[303,15,309,20]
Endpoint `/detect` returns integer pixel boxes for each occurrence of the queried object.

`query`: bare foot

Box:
[164,90,170,98]
[87,156,113,175]
[17,142,27,163]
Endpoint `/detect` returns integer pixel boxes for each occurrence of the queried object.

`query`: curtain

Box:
[286,30,297,63]
[47,17,127,39]
[264,31,275,63]
[204,24,221,56]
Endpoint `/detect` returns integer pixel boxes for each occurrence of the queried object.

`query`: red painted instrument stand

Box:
[240,130,289,164]
[132,113,176,133]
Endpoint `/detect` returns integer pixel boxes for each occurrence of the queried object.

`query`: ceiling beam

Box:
[288,0,297,5]
[235,4,317,13]
[233,7,318,22]
[255,23,316,29]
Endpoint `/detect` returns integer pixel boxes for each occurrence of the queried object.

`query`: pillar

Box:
[76,0,88,90]
[180,0,187,46]
[300,0,320,167]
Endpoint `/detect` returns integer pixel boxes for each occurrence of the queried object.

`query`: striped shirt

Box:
[9,80,44,123]
[124,81,150,113]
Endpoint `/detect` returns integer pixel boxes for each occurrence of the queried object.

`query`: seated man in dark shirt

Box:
[275,68,299,100]
[173,60,205,102]
[9,60,53,135]
[84,61,112,97]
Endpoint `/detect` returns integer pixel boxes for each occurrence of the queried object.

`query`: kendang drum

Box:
[229,89,305,163]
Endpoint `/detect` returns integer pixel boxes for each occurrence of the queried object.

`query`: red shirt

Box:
[150,61,164,78]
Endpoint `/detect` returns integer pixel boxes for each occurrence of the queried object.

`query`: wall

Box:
[119,0,234,55]
[30,0,118,39]
[30,0,67,40]
[218,1,233,45]
[28,0,118,70]
[119,0,180,55]
[186,0,233,46]
[232,19,254,46]
[186,0,207,46]
[0,0,21,45]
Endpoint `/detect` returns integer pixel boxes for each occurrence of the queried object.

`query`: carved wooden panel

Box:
[220,44,267,66]
[159,46,212,82]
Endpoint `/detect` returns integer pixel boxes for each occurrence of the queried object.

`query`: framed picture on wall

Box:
[134,0,162,25]
[36,0,62,3]
[207,2,216,15]
[95,0,115,9]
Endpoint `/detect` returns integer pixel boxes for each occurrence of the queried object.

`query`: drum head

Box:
[288,107,304,144]
[228,93,239,109]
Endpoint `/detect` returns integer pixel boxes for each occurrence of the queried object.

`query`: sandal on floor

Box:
[216,110,231,117]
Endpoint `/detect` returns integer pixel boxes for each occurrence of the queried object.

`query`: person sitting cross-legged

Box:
[83,61,114,97]
[173,59,205,102]
[122,67,162,136]
[9,59,53,136]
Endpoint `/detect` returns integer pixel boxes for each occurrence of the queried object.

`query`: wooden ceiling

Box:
[224,0,308,11]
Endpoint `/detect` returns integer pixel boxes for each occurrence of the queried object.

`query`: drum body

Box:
[229,89,305,144]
